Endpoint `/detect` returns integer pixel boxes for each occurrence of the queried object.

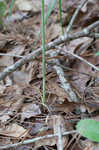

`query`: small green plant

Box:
[76,119,99,142]
[45,0,57,25]
[41,0,63,104]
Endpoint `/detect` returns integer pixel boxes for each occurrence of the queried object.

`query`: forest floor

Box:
[0,0,99,150]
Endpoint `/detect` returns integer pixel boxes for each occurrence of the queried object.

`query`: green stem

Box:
[8,0,15,17]
[59,0,64,34]
[41,0,46,104]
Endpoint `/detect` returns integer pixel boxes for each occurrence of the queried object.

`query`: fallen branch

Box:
[0,21,99,81]
[49,49,78,102]
[0,130,76,149]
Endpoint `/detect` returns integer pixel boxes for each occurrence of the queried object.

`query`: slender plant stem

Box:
[8,0,15,16]
[59,0,64,34]
[41,0,46,104]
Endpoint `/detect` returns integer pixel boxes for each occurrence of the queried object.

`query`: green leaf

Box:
[76,119,99,142]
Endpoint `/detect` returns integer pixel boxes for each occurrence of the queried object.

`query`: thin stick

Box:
[49,49,78,102]
[66,0,88,33]
[0,130,76,149]
[58,125,63,150]
[55,45,99,72]
[66,51,99,71]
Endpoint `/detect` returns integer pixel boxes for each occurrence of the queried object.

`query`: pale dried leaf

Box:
[9,45,25,56]
[35,136,56,148]
[0,84,6,94]
[47,82,68,102]
[21,103,41,121]
[12,71,30,87]
[0,124,27,138]
[0,115,10,123]
[0,55,13,67]
[46,23,62,42]
[15,0,41,12]
[68,37,93,53]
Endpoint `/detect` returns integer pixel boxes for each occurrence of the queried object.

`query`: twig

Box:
[0,21,99,81]
[66,51,99,71]
[0,130,76,149]
[66,0,88,33]
[58,125,63,150]
[49,49,78,102]
[54,65,78,102]
[56,45,99,72]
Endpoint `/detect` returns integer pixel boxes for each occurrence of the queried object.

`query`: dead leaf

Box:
[0,123,27,138]
[21,103,41,121]
[0,55,13,67]
[47,82,68,103]
[15,0,41,12]
[12,71,30,87]
[68,37,93,54]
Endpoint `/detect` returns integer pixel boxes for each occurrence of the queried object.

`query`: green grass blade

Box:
[41,0,46,104]
[45,0,57,25]
[8,0,15,17]
[58,0,64,34]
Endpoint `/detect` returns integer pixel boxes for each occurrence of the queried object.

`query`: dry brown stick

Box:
[0,21,99,81]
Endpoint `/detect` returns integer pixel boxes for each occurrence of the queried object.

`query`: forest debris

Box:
[0,20,99,81]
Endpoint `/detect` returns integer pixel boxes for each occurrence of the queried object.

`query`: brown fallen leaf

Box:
[0,123,28,138]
